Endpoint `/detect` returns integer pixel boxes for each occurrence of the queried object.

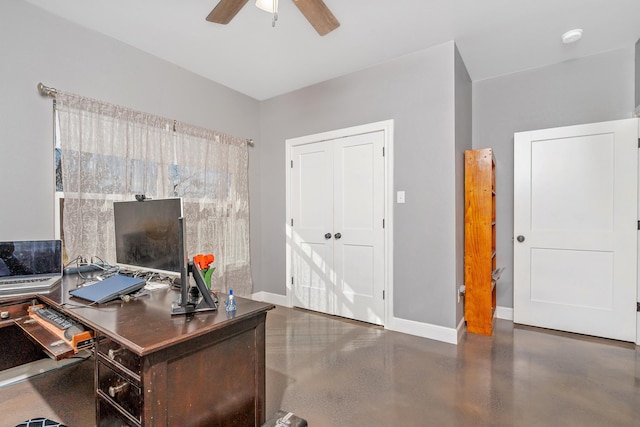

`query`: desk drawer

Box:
[98,397,140,427]
[98,360,142,422]
[97,336,141,375]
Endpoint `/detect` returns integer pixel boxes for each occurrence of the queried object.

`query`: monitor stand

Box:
[171,261,218,315]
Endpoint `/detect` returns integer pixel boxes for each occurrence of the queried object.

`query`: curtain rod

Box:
[36,82,255,146]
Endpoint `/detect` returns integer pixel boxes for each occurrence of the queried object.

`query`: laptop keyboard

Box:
[0,277,49,285]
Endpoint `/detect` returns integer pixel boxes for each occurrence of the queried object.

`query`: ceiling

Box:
[22,0,640,101]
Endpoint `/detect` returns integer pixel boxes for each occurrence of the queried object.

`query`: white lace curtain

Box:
[55,91,252,296]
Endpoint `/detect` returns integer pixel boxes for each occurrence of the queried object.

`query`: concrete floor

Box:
[2,305,640,426]
[265,306,640,426]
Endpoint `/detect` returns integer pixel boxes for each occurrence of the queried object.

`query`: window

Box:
[53,92,252,295]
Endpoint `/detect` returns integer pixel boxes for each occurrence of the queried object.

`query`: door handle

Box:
[325,233,332,239]
[516,235,525,242]
[334,233,342,240]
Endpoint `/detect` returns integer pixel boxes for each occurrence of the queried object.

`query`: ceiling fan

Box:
[206,0,340,36]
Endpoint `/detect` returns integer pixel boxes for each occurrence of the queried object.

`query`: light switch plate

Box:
[397,191,405,204]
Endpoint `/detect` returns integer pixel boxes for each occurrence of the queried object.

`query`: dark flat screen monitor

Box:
[113,198,183,276]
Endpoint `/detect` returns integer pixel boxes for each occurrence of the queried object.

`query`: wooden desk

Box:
[2,275,275,427]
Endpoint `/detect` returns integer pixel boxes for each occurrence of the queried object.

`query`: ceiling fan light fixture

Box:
[561,28,583,44]
[255,0,278,13]
[208,0,339,36]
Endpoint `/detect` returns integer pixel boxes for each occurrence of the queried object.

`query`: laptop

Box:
[69,274,146,304]
[0,240,63,295]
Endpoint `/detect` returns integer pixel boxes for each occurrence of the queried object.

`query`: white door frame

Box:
[285,119,394,326]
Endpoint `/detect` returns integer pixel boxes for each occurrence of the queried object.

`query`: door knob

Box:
[517,235,525,242]
[334,233,342,239]
[324,233,332,239]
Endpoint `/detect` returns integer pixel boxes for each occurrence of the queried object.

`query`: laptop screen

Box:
[0,240,62,279]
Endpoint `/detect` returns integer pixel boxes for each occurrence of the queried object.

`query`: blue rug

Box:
[15,418,67,427]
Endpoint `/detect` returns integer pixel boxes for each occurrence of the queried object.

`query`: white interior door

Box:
[334,132,385,324]
[290,141,334,314]
[288,130,386,325]
[514,118,638,341]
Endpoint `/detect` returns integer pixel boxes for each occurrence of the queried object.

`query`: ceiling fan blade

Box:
[292,0,340,36]
[206,0,250,24]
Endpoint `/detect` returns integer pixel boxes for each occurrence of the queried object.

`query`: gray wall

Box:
[259,41,466,328]
[454,46,473,325]
[0,1,262,283]
[473,47,636,309]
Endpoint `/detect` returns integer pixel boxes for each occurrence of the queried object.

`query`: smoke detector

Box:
[561,29,583,44]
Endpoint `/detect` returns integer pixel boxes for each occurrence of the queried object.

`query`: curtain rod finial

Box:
[37,82,57,97]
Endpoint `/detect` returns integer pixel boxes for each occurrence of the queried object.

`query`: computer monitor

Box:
[171,217,218,315]
[113,198,183,277]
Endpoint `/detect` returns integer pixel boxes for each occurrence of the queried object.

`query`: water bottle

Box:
[225,289,236,312]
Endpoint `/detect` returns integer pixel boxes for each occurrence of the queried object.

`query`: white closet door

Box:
[333,131,385,324]
[514,118,638,341]
[289,130,386,325]
[290,141,335,314]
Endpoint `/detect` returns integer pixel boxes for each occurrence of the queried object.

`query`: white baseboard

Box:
[496,306,513,321]
[386,316,459,345]
[251,291,288,307]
